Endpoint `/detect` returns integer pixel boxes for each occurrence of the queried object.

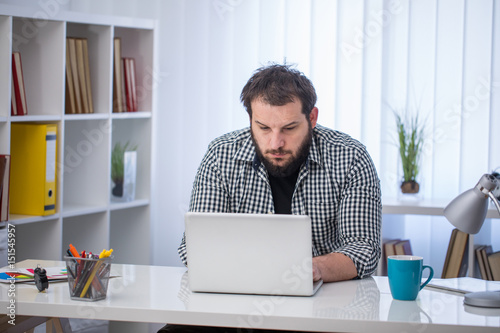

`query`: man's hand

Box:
[312,253,358,283]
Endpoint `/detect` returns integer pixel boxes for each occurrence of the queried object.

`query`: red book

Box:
[123,57,137,112]
[11,75,17,116]
[0,155,11,222]
[12,52,28,116]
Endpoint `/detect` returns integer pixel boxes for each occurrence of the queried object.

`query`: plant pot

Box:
[112,180,123,197]
[400,180,420,194]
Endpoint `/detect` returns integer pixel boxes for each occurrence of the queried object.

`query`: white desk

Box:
[1,260,499,332]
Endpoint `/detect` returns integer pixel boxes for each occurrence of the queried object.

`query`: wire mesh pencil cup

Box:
[64,255,113,301]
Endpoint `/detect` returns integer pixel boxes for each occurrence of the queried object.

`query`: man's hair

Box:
[240,64,317,117]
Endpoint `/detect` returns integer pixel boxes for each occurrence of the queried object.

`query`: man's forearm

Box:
[312,252,358,282]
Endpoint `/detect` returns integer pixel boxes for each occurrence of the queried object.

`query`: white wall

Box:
[6,0,499,272]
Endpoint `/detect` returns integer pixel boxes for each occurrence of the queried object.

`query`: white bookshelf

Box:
[0,5,156,266]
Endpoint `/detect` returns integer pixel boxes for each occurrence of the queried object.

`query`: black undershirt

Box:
[268,169,300,214]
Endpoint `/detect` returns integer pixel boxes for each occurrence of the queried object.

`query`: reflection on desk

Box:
[178,271,381,325]
[0,260,498,333]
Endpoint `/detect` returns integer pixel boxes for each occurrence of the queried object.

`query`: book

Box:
[10,123,57,216]
[76,38,90,114]
[82,38,94,114]
[381,239,400,275]
[11,52,28,116]
[68,38,83,114]
[129,58,137,111]
[442,229,469,278]
[482,245,494,280]
[442,228,457,278]
[488,251,500,281]
[427,277,500,294]
[475,245,487,280]
[394,239,413,255]
[123,58,132,112]
[65,37,77,114]
[123,57,138,112]
[11,75,17,116]
[384,239,400,257]
[113,37,126,113]
[0,155,10,222]
[0,267,67,283]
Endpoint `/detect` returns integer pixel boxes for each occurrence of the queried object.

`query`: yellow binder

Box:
[10,123,57,216]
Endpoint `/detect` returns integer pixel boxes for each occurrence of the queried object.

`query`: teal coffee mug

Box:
[388,255,433,301]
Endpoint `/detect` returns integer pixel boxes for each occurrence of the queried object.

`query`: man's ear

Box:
[309,107,318,128]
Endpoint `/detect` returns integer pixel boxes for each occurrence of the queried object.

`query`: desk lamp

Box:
[444,173,500,308]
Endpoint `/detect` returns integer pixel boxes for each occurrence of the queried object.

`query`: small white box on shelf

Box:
[123,150,136,202]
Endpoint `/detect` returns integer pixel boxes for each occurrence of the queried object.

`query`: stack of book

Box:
[11,52,28,116]
[65,37,94,114]
[442,229,469,278]
[475,245,500,281]
[380,238,413,275]
[113,37,138,113]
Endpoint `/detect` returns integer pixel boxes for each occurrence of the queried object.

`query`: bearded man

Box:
[178,64,381,284]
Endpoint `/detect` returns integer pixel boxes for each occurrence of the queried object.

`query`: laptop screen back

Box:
[185,212,320,296]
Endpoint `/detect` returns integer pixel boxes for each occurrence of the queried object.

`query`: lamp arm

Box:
[488,192,500,215]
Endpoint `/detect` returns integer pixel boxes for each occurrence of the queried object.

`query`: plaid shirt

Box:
[178,124,381,278]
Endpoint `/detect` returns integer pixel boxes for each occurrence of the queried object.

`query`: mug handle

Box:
[419,265,434,290]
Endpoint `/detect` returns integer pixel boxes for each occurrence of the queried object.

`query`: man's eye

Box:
[260,126,270,131]
[284,126,296,131]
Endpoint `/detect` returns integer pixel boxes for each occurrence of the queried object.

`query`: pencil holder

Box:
[64,255,113,301]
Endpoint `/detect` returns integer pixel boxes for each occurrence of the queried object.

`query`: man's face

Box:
[250,98,318,177]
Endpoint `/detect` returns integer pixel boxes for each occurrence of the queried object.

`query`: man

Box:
[159,64,381,332]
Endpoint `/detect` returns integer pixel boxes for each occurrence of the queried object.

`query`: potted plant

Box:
[395,112,425,194]
[111,141,137,197]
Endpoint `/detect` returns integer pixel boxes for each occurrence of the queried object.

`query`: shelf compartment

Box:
[114,27,154,112]
[110,205,150,265]
[62,212,109,257]
[12,218,61,261]
[63,119,110,209]
[12,18,65,116]
[66,22,112,115]
[111,118,151,202]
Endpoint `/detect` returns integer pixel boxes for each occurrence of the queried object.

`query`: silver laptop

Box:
[184,212,323,296]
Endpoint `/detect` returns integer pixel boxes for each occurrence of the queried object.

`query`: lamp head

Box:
[444,174,498,234]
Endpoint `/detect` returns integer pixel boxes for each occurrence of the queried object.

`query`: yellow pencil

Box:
[80,261,102,298]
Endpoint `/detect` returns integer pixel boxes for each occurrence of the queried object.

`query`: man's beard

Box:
[251,125,313,178]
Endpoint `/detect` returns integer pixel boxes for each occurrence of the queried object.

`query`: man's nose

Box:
[270,131,285,150]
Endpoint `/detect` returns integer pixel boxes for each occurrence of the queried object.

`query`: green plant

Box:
[111,141,137,184]
[395,111,425,193]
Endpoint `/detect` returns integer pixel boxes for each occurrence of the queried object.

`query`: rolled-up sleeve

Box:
[328,146,381,278]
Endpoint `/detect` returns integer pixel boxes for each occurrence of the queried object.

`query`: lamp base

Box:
[464,291,500,308]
